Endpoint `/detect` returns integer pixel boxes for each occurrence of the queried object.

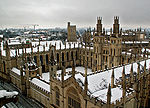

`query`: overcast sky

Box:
[0,0,150,29]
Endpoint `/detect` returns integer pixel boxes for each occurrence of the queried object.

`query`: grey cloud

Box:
[0,0,150,28]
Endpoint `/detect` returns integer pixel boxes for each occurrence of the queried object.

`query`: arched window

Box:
[76,51,78,60]
[34,56,37,63]
[55,86,60,107]
[27,57,30,61]
[62,53,64,61]
[67,52,69,61]
[67,87,81,108]
[57,53,59,63]
[62,53,64,66]
[40,55,43,65]
[71,51,73,60]
[46,54,49,64]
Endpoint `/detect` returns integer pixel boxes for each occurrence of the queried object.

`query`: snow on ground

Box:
[0,90,18,98]
[31,78,50,92]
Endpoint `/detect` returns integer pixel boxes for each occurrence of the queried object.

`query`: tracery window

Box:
[68,96,81,108]
[67,87,81,108]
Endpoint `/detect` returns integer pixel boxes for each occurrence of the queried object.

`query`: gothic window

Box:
[67,87,81,108]
[68,96,81,108]
[34,56,37,63]
[67,52,69,61]
[40,55,43,65]
[103,56,105,62]
[57,53,59,63]
[114,49,115,56]
[62,53,64,66]
[106,50,108,54]
[27,57,30,61]
[46,54,48,64]
[71,51,73,60]
[62,53,64,61]
[76,51,77,60]
[55,87,60,107]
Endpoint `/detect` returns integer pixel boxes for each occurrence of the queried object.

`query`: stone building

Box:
[0,17,150,108]
[67,22,77,42]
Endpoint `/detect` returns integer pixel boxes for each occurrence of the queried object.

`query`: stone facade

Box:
[0,17,150,108]
[67,22,77,42]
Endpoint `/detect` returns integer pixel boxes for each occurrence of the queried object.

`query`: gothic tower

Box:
[67,22,77,42]
[49,46,57,78]
[96,17,102,35]
[113,16,120,36]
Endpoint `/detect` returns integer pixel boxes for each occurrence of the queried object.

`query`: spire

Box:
[25,63,29,78]
[93,28,95,37]
[61,66,65,82]
[111,68,115,88]
[103,28,105,35]
[6,41,10,57]
[107,84,111,108]
[122,66,126,98]
[84,60,88,97]
[72,59,76,78]
[65,42,66,49]
[120,28,122,36]
[144,60,146,75]
[110,28,112,36]
[130,63,134,84]
[60,42,61,50]
[43,45,45,52]
[49,47,57,78]
[137,62,140,80]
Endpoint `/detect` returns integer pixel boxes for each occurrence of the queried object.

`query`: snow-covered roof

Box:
[0,35,3,38]
[31,78,50,92]
[123,41,149,44]
[56,59,150,103]
[1,40,80,57]
[0,90,18,98]
[41,72,50,82]
[11,67,25,76]
[12,67,21,75]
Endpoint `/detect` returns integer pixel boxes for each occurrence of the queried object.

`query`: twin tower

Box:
[67,16,120,42]
[96,16,120,36]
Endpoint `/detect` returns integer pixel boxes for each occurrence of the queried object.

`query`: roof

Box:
[56,59,150,103]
